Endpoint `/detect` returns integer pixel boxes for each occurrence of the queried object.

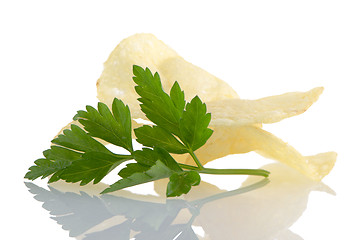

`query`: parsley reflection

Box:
[25,163,334,240]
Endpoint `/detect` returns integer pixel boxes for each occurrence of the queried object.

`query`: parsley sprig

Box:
[25,65,269,197]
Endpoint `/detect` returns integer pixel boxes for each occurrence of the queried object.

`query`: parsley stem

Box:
[188,151,204,169]
[199,168,270,177]
[179,163,270,177]
[178,163,200,170]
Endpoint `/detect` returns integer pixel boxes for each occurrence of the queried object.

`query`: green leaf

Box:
[43,146,83,161]
[118,148,182,178]
[166,171,201,197]
[60,152,132,185]
[170,81,185,115]
[42,146,84,183]
[25,124,118,182]
[153,147,183,172]
[74,98,133,152]
[24,158,72,180]
[179,96,213,151]
[102,160,174,194]
[133,65,182,135]
[52,124,111,154]
[118,163,149,178]
[25,65,269,198]
[26,124,115,181]
[133,66,212,153]
[133,148,160,166]
[25,146,81,181]
[134,125,188,154]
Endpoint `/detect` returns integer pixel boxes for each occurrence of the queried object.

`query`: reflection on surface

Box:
[25,163,334,240]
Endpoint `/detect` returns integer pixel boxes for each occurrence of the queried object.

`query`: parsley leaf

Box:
[133,65,182,135]
[117,148,160,179]
[134,125,188,154]
[25,102,133,185]
[118,147,183,178]
[103,160,199,198]
[25,125,109,182]
[179,96,213,151]
[52,124,111,154]
[169,81,186,115]
[43,146,83,182]
[118,163,149,178]
[60,152,132,185]
[25,65,270,197]
[102,160,174,194]
[24,158,71,181]
[74,98,133,152]
[44,145,83,162]
[167,171,201,197]
[133,148,161,166]
[132,65,213,154]
[104,148,186,195]
[117,148,163,179]
[152,147,183,172]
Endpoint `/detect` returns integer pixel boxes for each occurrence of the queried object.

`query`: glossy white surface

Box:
[2,1,362,239]
[23,163,333,240]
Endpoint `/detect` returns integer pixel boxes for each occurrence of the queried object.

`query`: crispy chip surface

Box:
[174,125,336,181]
[57,33,335,181]
[97,33,239,120]
[207,87,323,126]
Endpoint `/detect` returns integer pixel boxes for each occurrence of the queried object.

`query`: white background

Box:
[1,0,362,239]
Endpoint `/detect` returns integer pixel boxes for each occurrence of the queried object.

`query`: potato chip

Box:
[158,57,240,102]
[97,33,324,127]
[207,87,323,126]
[97,33,239,120]
[56,33,335,182]
[174,125,336,181]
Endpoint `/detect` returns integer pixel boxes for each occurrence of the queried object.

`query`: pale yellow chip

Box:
[175,125,336,181]
[55,33,335,182]
[207,87,324,126]
[97,33,324,128]
[96,33,239,120]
